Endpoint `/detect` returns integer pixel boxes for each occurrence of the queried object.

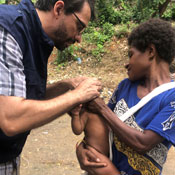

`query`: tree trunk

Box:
[159,0,171,17]
[152,0,171,17]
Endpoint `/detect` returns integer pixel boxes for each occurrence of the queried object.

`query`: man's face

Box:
[52,2,91,51]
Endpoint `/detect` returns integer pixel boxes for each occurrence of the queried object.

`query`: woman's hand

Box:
[86,146,120,175]
[76,143,120,175]
[76,142,107,172]
[86,97,106,114]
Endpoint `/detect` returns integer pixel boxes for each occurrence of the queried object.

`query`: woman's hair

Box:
[128,18,175,64]
[35,0,95,20]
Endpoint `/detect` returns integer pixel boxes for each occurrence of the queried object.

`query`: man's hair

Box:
[128,18,175,64]
[35,0,95,20]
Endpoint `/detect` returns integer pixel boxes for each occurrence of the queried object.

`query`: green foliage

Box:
[82,22,115,61]
[102,22,115,38]
[0,0,36,4]
[134,0,158,21]
[0,0,5,4]
[134,0,174,21]
[95,0,173,24]
[115,24,129,38]
[162,3,175,20]
[96,0,135,25]
[56,45,78,65]
[115,22,138,39]
[0,0,20,4]
[83,22,115,44]
[91,44,105,62]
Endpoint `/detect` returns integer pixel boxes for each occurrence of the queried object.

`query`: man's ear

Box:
[147,44,156,61]
[53,1,64,18]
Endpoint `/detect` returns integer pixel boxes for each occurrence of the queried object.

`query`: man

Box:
[0,0,101,174]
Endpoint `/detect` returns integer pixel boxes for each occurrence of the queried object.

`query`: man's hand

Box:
[73,78,102,104]
[70,77,88,87]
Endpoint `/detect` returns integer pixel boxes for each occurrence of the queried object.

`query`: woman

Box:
[76,18,175,175]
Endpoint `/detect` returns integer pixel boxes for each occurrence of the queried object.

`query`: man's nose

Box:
[75,34,82,43]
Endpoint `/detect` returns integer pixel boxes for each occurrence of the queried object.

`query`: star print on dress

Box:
[161,111,175,131]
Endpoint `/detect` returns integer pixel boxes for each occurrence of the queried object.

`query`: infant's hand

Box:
[68,104,82,117]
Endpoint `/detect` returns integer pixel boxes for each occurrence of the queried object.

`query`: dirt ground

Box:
[20,39,175,175]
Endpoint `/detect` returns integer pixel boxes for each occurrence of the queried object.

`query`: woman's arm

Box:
[89,98,164,154]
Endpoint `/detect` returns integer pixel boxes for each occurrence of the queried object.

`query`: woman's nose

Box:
[125,64,129,69]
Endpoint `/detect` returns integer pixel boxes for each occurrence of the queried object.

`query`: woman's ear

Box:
[53,1,64,18]
[148,44,156,61]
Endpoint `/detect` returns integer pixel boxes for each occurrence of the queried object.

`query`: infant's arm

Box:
[71,107,88,135]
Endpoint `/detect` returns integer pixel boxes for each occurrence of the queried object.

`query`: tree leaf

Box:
[0,0,5,4]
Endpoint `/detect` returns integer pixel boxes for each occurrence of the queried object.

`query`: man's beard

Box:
[53,23,75,51]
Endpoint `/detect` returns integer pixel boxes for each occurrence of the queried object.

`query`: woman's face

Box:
[126,46,152,81]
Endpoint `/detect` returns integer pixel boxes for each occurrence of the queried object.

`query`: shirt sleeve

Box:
[0,26,26,98]
[108,87,119,111]
[107,79,129,110]
[146,97,175,145]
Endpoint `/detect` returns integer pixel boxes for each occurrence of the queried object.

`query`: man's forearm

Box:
[0,77,101,137]
[46,77,88,99]
[46,79,75,99]
[0,90,80,136]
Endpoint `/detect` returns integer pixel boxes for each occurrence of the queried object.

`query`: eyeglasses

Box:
[73,12,86,34]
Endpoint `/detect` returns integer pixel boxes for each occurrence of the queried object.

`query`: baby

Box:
[55,81,119,174]
[64,83,120,175]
